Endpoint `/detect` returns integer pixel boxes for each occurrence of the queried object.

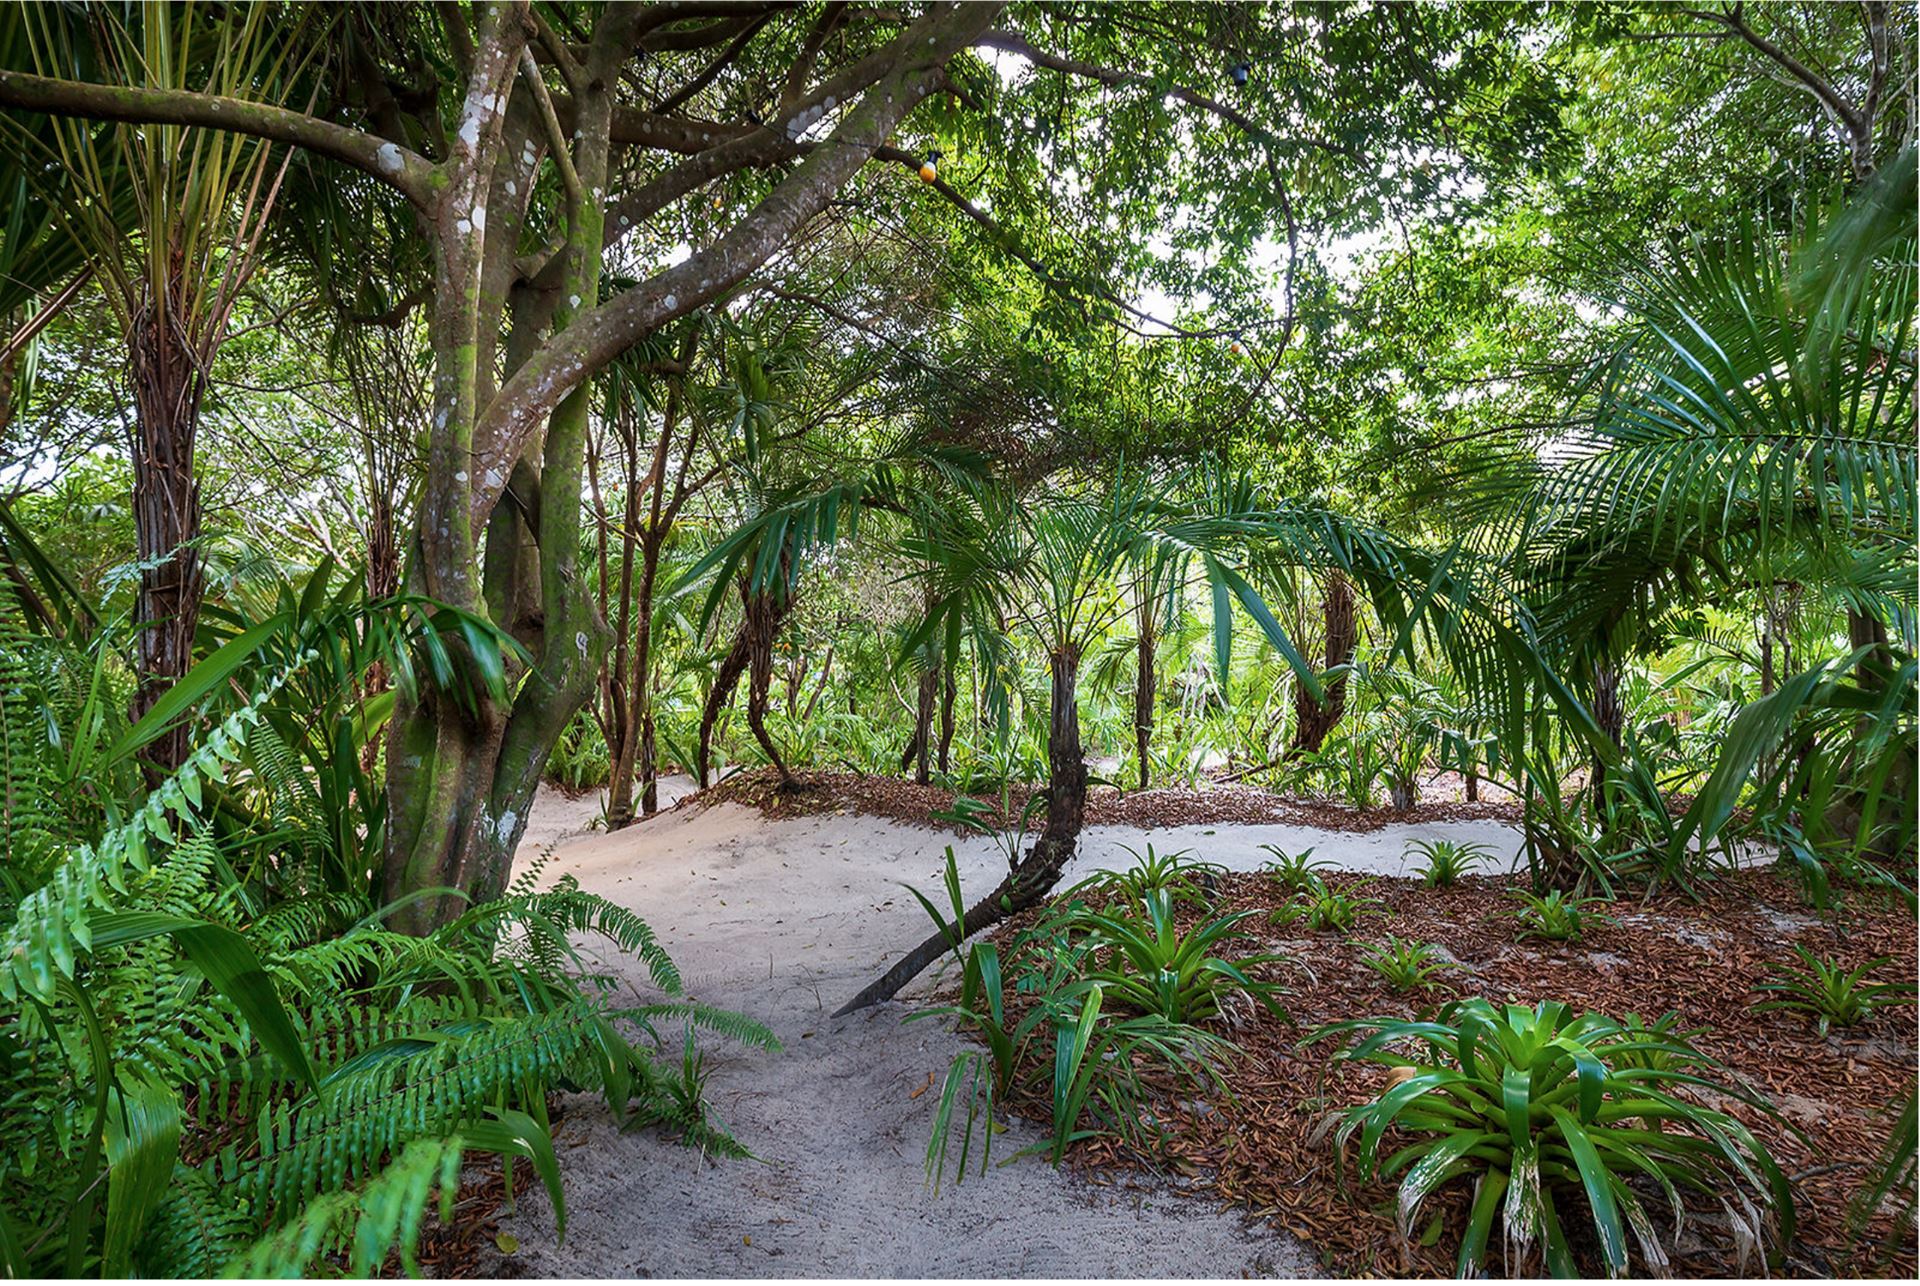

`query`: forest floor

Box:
[474,773,1526,1277]
[469,772,1909,1279]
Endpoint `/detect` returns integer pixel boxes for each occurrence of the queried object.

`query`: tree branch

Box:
[469,1,1003,531]
[0,70,437,206]
[975,30,1366,162]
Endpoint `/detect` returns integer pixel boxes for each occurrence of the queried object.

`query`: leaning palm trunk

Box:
[837,646,1086,1014]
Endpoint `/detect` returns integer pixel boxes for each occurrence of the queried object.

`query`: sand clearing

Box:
[490,783,1524,1278]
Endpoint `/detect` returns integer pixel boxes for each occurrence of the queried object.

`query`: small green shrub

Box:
[1274,875,1384,933]
[1309,998,1794,1276]
[1508,888,1611,942]
[914,934,1234,1188]
[1358,935,1459,992]
[1054,890,1289,1023]
[1068,843,1224,908]
[1259,843,1335,892]
[1407,837,1491,887]
[1752,946,1918,1036]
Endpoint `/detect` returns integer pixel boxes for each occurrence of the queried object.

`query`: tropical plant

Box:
[914,921,1235,1189]
[1275,875,1385,934]
[0,579,775,1276]
[1259,843,1335,891]
[837,461,1418,1012]
[1408,837,1492,888]
[1508,888,1612,942]
[1050,889,1289,1024]
[1751,946,1918,1036]
[1309,998,1795,1276]
[1067,843,1224,908]
[1359,936,1461,992]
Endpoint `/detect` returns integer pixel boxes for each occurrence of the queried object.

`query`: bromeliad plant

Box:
[914,931,1235,1190]
[1309,998,1795,1277]
[1067,844,1225,908]
[1052,889,1289,1024]
[1751,947,1918,1036]
[1408,838,1492,888]
[1275,875,1385,933]
[1509,888,1613,942]
[1359,936,1462,993]
[1260,843,1335,891]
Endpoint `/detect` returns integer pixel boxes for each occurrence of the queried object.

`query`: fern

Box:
[237,999,604,1213]
[221,1136,465,1278]
[1,653,311,1003]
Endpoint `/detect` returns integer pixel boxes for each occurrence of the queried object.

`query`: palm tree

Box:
[9,4,316,769]
[833,461,1414,1012]
[1464,149,1916,880]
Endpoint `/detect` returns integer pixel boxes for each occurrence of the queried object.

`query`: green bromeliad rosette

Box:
[1306,998,1794,1278]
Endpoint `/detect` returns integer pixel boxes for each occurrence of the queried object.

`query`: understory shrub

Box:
[1309,998,1794,1277]
[0,585,773,1277]
[1751,946,1918,1036]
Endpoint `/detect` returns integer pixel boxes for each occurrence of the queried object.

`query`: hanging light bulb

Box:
[919,149,942,184]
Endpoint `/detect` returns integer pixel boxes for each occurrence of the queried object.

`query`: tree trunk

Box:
[1287,570,1354,758]
[837,646,1086,1014]
[745,582,794,786]
[697,575,794,788]
[936,665,957,774]
[126,295,208,774]
[371,2,999,933]
[697,618,753,789]
[1134,603,1156,790]
[904,667,937,784]
[1591,659,1623,790]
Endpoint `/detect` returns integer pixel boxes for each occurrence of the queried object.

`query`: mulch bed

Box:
[972,869,1918,1279]
[691,766,1522,835]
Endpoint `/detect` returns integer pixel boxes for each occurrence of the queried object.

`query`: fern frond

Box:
[222,1136,464,1279]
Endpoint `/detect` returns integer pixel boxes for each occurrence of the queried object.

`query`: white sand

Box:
[490,786,1524,1278]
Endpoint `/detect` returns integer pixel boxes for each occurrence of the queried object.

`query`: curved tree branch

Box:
[0,69,438,207]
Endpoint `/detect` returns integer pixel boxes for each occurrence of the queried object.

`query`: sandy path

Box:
[491,790,1524,1278]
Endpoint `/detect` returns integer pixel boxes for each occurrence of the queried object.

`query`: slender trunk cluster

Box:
[1134,592,1156,790]
[696,569,796,789]
[1590,659,1624,790]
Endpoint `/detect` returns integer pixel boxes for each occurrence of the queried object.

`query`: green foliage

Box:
[1407,838,1490,888]
[1358,936,1460,993]
[1051,890,1289,1024]
[0,584,769,1278]
[546,709,612,791]
[1274,875,1385,934]
[1751,946,1917,1037]
[1508,889,1612,943]
[1258,843,1334,892]
[912,889,1241,1191]
[1310,998,1794,1276]
[1067,843,1223,908]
